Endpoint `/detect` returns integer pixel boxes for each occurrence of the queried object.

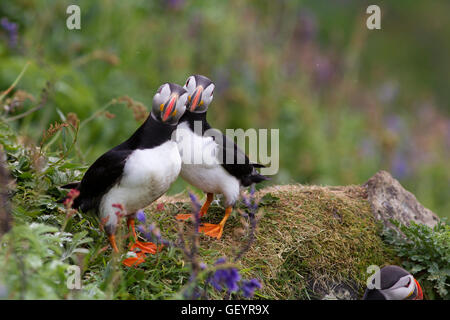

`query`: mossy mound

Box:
[145,184,396,300]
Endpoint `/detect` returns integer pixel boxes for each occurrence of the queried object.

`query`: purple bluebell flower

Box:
[210,267,241,292]
[189,192,201,213]
[241,278,262,298]
[314,55,334,86]
[148,222,161,240]
[242,185,259,212]
[214,257,226,265]
[166,0,185,10]
[188,191,202,232]
[1,17,18,48]
[242,193,251,209]
[136,210,146,223]
[391,151,409,180]
[250,185,255,196]
[227,268,241,292]
[137,225,146,235]
[296,10,317,42]
[385,115,403,133]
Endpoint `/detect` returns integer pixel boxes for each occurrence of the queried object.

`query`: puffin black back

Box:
[117,114,178,150]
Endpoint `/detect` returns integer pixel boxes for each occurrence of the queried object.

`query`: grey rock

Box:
[364,170,439,228]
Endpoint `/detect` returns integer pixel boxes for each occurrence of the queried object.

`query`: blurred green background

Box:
[0,0,449,217]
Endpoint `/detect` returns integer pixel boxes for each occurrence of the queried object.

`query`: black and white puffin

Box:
[62,83,188,254]
[363,265,423,300]
[175,74,268,239]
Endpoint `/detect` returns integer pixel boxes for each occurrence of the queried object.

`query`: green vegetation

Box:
[383,220,450,300]
[0,1,448,217]
[0,0,448,300]
[0,119,395,299]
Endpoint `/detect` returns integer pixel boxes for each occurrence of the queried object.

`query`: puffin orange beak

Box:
[413,278,423,300]
[189,86,203,111]
[162,95,177,122]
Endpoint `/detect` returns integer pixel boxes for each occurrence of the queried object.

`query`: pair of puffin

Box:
[62,75,267,258]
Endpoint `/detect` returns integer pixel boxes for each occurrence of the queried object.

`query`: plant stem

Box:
[0,62,31,103]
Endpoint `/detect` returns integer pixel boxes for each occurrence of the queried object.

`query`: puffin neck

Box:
[128,114,177,149]
[181,111,209,133]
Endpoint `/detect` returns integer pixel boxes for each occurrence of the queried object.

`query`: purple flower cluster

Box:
[241,185,258,213]
[391,151,409,180]
[209,258,262,298]
[138,222,166,245]
[167,0,186,10]
[133,190,262,299]
[211,267,241,292]
[1,17,18,48]
[136,210,146,223]
[241,279,262,298]
[189,192,202,231]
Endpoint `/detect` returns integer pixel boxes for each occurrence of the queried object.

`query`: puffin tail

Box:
[250,172,270,184]
[252,163,266,168]
[57,182,81,206]
[241,169,270,187]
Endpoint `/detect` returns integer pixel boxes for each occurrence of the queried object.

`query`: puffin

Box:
[363,265,423,300]
[62,83,188,254]
[174,74,268,239]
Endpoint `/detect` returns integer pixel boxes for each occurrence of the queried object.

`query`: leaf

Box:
[56,108,67,122]
[259,193,280,205]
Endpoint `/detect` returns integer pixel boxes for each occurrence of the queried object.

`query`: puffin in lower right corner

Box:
[174,75,269,239]
[363,265,423,300]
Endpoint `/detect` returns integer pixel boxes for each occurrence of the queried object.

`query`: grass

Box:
[0,118,428,300]
[138,184,395,299]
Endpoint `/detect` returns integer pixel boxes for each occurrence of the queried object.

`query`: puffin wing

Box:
[206,129,268,185]
[73,148,131,212]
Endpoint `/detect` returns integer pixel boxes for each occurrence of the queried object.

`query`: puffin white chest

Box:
[176,122,218,166]
[100,141,181,220]
[176,122,240,206]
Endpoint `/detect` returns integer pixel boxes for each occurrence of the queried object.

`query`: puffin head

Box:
[183,74,215,113]
[152,83,188,125]
[363,265,423,300]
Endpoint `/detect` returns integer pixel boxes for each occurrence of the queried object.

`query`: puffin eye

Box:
[185,78,190,86]
[404,278,411,288]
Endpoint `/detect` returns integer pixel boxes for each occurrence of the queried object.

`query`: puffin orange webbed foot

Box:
[175,214,193,221]
[199,223,224,239]
[122,251,146,267]
[130,241,161,254]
